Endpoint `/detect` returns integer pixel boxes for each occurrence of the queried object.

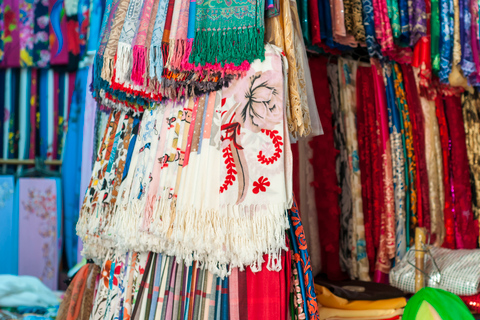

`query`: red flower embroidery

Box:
[112,263,122,286]
[101,260,112,288]
[252,176,270,194]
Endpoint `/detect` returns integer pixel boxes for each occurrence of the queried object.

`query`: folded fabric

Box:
[0,275,59,308]
[459,294,480,314]
[315,285,407,310]
[315,279,406,301]
[318,307,403,320]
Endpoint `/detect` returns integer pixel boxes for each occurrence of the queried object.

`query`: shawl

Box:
[360,0,383,58]
[384,65,407,260]
[101,0,131,83]
[188,0,265,67]
[443,96,479,249]
[288,198,320,320]
[167,0,190,71]
[438,0,453,83]
[337,58,370,280]
[460,0,475,77]
[131,0,159,86]
[371,63,395,280]
[462,92,480,245]
[402,64,431,233]
[310,57,343,281]
[87,0,105,53]
[393,64,417,247]
[435,96,455,249]
[409,0,427,46]
[57,264,91,320]
[115,0,145,84]
[2,0,20,67]
[326,61,354,279]
[149,0,170,79]
[19,0,35,67]
[430,0,440,73]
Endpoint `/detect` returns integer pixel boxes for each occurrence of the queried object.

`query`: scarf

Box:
[115,0,144,84]
[148,0,170,79]
[131,0,159,86]
[0,1,4,62]
[57,264,91,320]
[189,0,265,67]
[101,0,131,83]
[19,0,35,67]
[2,0,20,67]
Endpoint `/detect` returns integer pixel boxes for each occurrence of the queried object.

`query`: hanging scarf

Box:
[19,0,35,67]
[148,0,170,79]
[115,0,144,84]
[101,0,131,83]
[409,0,427,46]
[444,95,479,249]
[435,96,455,249]
[361,0,383,58]
[189,0,265,67]
[0,176,16,275]
[2,0,20,67]
[131,0,158,86]
[384,64,407,261]
[393,63,418,248]
[438,0,453,83]
[462,92,480,246]
[0,1,4,62]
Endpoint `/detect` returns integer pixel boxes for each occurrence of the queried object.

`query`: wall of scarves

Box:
[0,0,107,290]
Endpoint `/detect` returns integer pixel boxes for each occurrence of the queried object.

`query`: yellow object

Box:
[318,307,404,320]
[314,285,407,310]
[415,227,426,292]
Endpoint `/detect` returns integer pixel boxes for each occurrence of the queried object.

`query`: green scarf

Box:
[189,0,266,67]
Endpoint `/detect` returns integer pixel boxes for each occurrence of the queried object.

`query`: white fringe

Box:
[115,42,133,84]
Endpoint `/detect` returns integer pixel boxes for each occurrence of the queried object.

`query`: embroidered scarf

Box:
[189,0,266,67]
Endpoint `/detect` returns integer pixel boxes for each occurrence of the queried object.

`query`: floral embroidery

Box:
[257,129,283,164]
[101,260,112,288]
[220,145,237,193]
[252,176,270,194]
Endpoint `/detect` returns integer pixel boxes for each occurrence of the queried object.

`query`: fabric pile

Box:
[314,279,407,320]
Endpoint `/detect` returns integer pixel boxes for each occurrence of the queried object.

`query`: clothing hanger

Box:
[15,157,61,179]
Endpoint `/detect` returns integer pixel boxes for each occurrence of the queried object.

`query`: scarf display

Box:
[78,45,293,276]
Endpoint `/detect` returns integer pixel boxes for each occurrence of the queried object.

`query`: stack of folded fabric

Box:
[314,279,407,320]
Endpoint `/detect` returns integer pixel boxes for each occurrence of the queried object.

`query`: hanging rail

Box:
[0,159,62,166]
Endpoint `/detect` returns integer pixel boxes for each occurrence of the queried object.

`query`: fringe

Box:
[166,39,176,69]
[115,42,133,84]
[131,45,147,86]
[101,56,115,83]
[149,45,163,79]
[181,39,194,71]
[189,27,265,67]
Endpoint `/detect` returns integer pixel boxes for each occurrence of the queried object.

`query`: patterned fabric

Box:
[438,0,453,83]
[393,63,417,248]
[361,0,383,59]
[409,0,427,46]
[19,0,35,67]
[189,0,265,67]
[288,197,320,320]
[462,92,480,246]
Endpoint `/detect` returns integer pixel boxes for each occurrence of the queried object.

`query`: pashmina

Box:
[393,64,417,248]
[288,198,320,320]
[387,0,401,40]
[372,63,396,273]
[115,0,144,84]
[430,0,441,73]
[409,0,427,46]
[462,92,480,245]
[49,0,69,66]
[149,0,170,79]
[460,0,475,77]
[101,0,131,83]
[402,65,431,234]
[131,0,158,86]
[0,176,16,275]
[438,0,453,83]
[2,0,20,67]
[189,0,265,67]
[308,0,321,45]
[344,0,366,42]
[19,0,35,67]
[361,0,383,58]
[18,178,61,290]
[337,59,370,281]
[435,96,455,249]
[309,58,343,281]
[327,62,355,280]
[443,96,479,249]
